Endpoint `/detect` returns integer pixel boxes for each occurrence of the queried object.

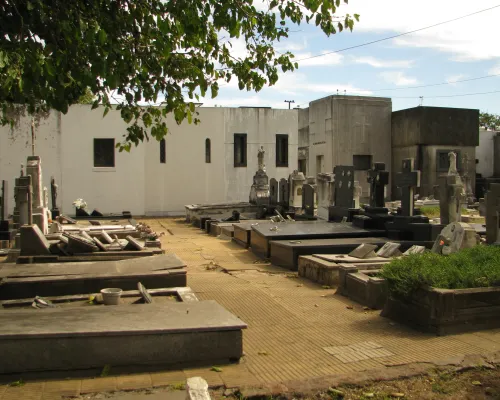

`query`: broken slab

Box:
[100,230,114,244]
[66,234,99,254]
[348,243,378,259]
[20,225,51,256]
[92,237,108,252]
[125,235,145,251]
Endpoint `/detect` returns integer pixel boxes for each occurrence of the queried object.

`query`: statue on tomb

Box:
[448,152,458,176]
[20,164,24,177]
[258,146,266,171]
[50,177,58,210]
[43,187,49,209]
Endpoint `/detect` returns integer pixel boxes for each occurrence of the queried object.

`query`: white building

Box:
[0,106,298,216]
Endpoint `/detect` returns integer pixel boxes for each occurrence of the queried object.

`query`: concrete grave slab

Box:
[125,235,145,251]
[66,234,99,254]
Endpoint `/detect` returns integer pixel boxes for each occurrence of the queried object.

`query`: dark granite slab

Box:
[270,237,388,270]
[250,222,385,259]
[233,221,273,248]
[0,301,246,373]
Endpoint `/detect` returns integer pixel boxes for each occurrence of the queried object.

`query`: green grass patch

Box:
[380,246,500,299]
[419,205,468,218]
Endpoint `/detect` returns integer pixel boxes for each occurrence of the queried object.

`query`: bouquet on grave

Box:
[72,198,88,210]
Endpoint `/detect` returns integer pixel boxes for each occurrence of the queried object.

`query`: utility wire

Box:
[295,4,500,62]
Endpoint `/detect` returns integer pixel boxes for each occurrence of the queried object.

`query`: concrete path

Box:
[1,217,500,399]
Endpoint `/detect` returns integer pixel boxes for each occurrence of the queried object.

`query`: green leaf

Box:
[103,107,110,117]
[92,100,99,110]
[98,29,107,45]
[211,366,222,372]
[45,60,55,76]
[354,14,360,21]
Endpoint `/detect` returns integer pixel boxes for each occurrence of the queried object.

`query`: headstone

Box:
[125,235,145,251]
[20,225,51,256]
[289,170,306,210]
[269,178,279,206]
[91,209,104,217]
[302,184,315,217]
[403,245,426,256]
[316,173,334,219]
[14,175,33,228]
[485,184,500,244]
[249,146,270,206]
[439,152,465,225]
[395,158,420,216]
[66,234,100,254]
[26,156,49,234]
[376,242,401,258]
[431,222,477,255]
[0,180,7,222]
[333,166,354,208]
[348,243,378,259]
[50,177,60,218]
[353,181,362,209]
[367,162,389,208]
[279,178,290,208]
[137,282,153,304]
[461,153,475,205]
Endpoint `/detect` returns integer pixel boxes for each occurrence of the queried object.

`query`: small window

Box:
[205,138,211,164]
[276,134,289,167]
[234,133,247,167]
[93,138,115,167]
[353,155,372,171]
[160,138,166,164]
[436,150,461,172]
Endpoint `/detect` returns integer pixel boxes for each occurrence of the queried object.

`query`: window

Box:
[316,155,324,174]
[276,134,289,167]
[93,139,115,167]
[234,134,247,167]
[353,154,372,171]
[436,150,461,172]
[160,138,166,164]
[298,159,307,175]
[205,138,211,163]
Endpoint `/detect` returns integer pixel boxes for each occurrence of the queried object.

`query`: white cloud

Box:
[342,0,500,61]
[379,71,418,86]
[352,56,413,68]
[489,64,500,75]
[445,74,467,85]
[295,51,344,67]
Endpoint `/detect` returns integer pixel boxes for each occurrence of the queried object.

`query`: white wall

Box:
[1,105,298,216]
[477,129,496,178]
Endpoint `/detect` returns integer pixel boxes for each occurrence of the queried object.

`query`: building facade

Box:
[0,106,298,216]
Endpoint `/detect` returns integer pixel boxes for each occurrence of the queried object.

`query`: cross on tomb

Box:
[367,162,389,208]
[355,115,371,144]
[395,158,420,216]
[333,165,354,209]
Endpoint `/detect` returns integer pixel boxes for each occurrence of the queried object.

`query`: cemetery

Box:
[1,99,500,398]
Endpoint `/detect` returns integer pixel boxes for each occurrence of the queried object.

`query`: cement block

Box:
[20,224,51,256]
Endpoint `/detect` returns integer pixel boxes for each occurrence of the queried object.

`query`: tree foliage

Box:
[77,87,96,105]
[480,112,500,131]
[0,0,358,150]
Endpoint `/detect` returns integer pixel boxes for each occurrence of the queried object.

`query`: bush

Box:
[380,246,500,300]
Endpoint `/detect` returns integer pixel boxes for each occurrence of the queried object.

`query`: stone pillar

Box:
[26,156,49,233]
[439,152,465,225]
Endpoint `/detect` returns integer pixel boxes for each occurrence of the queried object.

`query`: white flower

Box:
[72,198,87,209]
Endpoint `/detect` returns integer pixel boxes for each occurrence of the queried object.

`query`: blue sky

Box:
[199,0,500,113]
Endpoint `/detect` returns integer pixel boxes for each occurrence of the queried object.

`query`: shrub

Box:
[380,246,500,300]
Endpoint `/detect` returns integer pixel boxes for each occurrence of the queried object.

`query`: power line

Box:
[295,4,500,62]
[392,89,500,99]
[371,73,500,92]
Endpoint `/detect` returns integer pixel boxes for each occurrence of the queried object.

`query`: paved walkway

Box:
[1,217,500,399]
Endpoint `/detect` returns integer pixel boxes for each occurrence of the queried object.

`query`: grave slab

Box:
[20,224,51,256]
[251,221,385,259]
[233,221,274,248]
[0,301,246,373]
[0,254,186,299]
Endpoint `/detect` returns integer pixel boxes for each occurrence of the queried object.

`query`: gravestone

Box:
[269,178,279,206]
[461,153,475,206]
[0,180,12,241]
[302,184,316,217]
[316,173,334,220]
[485,183,500,244]
[376,242,401,258]
[328,166,359,222]
[395,158,420,216]
[138,282,153,304]
[367,162,389,208]
[349,243,378,259]
[14,175,33,228]
[431,222,477,255]
[26,156,49,234]
[249,146,270,206]
[279,178,290,208]
[20,225,51,256]
[403,245,426,256]
[439,152,465,225]
[66,234,100,254]
[50,177,60,218]
[289,170,306,210]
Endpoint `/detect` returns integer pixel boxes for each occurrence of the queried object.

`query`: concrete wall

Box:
[0,106,298,216]
[476,129,496,178]
[307,95,392,200]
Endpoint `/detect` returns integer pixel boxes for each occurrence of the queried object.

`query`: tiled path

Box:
[1,217,500,399]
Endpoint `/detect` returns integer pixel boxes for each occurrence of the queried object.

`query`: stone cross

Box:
[448,152,458,175]
[395,158,420,216]
[333,165,355,209]
[367,162,389,208]
[0,180,7,222]
[439,152,465,225]
[258,146,266,172]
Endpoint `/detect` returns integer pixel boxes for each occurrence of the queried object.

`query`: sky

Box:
[198,0,500,113]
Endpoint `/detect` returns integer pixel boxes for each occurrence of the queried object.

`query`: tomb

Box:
[316,172,334,220]
[0,254,187,300]
[250,221,385,259]
[233,221,274,248]
[288,170,306,212]
[342,267,387,310]
[0,300,246,373]
[249,146,271,206]
[328,166,360,222]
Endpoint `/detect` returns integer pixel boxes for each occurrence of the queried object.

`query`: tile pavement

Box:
[1,217,500,399]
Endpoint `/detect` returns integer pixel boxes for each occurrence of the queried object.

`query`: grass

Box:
[379,246,500,299]
[419,205,469,219]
